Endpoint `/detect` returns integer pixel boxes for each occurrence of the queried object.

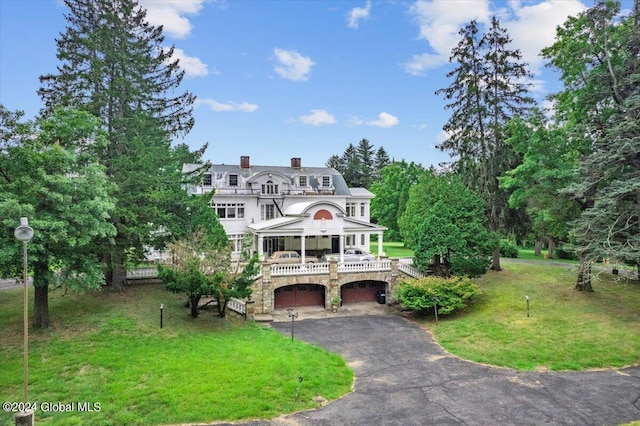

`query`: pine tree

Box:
[543,0,639,290]
[436,17,534,271]
[356,138,375,188]
[374,146,391,180]
[38,0,198,291]
[326,154,345,174]
[341,143,361,187]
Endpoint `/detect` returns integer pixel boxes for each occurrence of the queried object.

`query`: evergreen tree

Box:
[326,154,345,174]
[356,138,375,188]
[373,146,391,180]
[436,17,534,271]
[326,141,390,188]
[38,0,199,291]
[543,0,639,289]
[341,143,361,187]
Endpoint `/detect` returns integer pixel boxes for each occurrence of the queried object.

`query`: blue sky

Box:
[0,0,632,168]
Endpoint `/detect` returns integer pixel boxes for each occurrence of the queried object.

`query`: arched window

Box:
[261,180,278,195]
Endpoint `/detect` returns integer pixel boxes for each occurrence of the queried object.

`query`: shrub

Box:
[396,276,480,316]
[499,239,519,258]
[450,255,490,278]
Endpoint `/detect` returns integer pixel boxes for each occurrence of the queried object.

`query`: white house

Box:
[183,156,386,262]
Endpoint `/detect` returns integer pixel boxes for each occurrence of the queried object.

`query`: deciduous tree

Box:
[0,106,115,327]
[370,161,426,241]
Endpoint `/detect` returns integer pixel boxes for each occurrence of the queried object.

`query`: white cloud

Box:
[299,109,336,126]
[502,0,586,75]
[351,112,399,128]
[369,112,399,128]
[404,0,491,75]
[347,1,372,29]
[171,48,210,77]
[139,0,205,39]
[196,99,259,113]
[273,48,315,81]
[404,0,587,76]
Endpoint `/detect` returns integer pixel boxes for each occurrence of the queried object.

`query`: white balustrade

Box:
[337,260,391,273]
[270,263,329,276]
[227,297,246,315]
[398,262,425,278]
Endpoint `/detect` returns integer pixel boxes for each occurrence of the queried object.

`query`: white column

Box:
[378,232,384,257]
[339,234,345,263]
[258,234,264,260]
[301,233,307,264]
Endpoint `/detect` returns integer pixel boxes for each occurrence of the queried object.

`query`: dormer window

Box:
[203,173,212,186]
[299,175,307,187]
[322,175,331,188]
[261,180,278,195]
[229,174,238,186]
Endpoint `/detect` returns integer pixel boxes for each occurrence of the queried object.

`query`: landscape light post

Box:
[160,303,164,328]
[14,217,34,426]
[525,296,530,318]
[432,296,439,323]
[287,309,298,341]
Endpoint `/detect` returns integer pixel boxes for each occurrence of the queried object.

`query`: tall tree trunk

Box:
[490,248,502,271]
[431,254,451,277]
[33,264,50,328]
[534,239,542,256]
[489,204,502,271]
[547,237,555,260]
[111,267,127,292]
[218,298,227,318]
[190,295,201,318]
[576,255,593,292]
[106,251,126,292]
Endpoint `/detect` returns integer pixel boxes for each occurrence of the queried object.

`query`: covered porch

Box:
[246,200,385,262]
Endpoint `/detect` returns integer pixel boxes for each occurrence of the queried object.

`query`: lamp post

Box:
[287,309,298,341]
[14,217,34,425]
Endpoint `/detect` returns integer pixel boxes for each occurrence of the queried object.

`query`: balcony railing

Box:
[270,263,330,276]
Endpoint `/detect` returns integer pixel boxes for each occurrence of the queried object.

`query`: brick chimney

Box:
[291,157,301,169]
[240,156,250,168]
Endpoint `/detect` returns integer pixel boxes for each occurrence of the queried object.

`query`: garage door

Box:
[274,285,325,309]
[341,281,383,303]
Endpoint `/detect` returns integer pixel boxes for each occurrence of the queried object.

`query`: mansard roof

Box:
[183,162,352,196]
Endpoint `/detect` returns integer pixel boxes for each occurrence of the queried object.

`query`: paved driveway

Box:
[234,312,640,426]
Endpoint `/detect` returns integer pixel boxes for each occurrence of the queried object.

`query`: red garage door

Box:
[341,281,384,303]
[274,285,325,309]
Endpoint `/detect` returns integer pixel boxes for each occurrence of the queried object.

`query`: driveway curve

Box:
[231,312,640,426]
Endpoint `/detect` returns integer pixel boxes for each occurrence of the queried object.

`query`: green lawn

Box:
[371,241,413,258]
[0,284,353,426]
[516,248,578,263]
[428,262,640,371]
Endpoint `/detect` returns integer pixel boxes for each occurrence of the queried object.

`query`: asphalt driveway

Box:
[233,311,640,426]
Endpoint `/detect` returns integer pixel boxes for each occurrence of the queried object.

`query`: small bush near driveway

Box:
[397,276,480,316]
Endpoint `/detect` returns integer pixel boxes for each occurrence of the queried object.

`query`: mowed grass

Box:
[428,262,640,371]
[371,241,413,258]
[0,283,353,426]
